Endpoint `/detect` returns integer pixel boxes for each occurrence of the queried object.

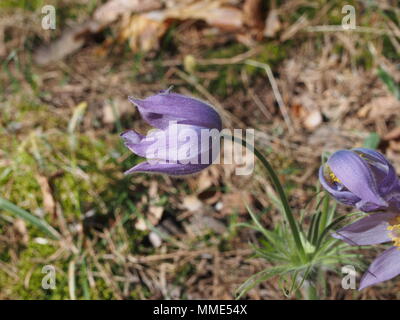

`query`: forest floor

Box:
[0,0,400,299]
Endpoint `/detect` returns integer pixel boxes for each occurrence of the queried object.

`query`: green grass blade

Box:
[362,132,380,150]
[318,194,330,235]
[377,67,400,100]
[235,265,292,299]
[246,205,277,245]
[0,196,60,239]
[307,213,317,241]
[311,211,322,245]
[80,257,91,300]
[314,215,350,252]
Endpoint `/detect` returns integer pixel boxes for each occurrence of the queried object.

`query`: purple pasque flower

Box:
[333,212,400,289]
[121,89,222,176]
[319,148,400,212]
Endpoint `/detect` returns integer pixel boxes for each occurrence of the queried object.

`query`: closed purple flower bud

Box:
[121,90,222,176]
[319,148,400,212]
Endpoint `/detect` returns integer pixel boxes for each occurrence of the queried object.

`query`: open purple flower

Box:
[333,212,400,289]
[319,148,400,212]
[121,90,222,176]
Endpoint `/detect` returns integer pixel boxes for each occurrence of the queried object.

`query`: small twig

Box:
[87,241,124,299]
[280,14,309,41]
[245,60,294,134]
[127,248,252,264]
[68,259,76,300]
[160,46,264,67]
[196,46,264,66]
[212,249,221,299]
[241,68,272,120]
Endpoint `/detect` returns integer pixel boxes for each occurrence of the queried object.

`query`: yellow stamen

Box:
[387,216,400,248]
[329,172,341,184]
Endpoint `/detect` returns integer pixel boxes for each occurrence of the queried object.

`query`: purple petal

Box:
[356,201,387,212]
[319,166,360,206]
[121,124,218,164]
[124,161,210,176]
[386,185,400,211]
[327,150,387,209]
[120,130,149,158]
[128,93,222,130]
[359,246,400,290]
[332,212,396,246]
[353,148,388,164]
[353,148,398,194]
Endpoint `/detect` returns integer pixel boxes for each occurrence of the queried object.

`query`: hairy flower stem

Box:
[227,134,306,261]
[319,193,330,235]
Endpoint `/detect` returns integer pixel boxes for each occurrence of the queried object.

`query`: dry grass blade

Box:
[0,197,61,240]
[245,60,294,133]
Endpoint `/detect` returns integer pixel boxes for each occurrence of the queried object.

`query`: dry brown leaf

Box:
[35,0,244,63]
[36,174,56,215]
[196,170,214,193]
[264,9,281,37]
[34,0,161,65]
[182,196,203,212]
[384,127,400,141]
[202,7,243,31]
[14,219,29,245]
[165,1,243,30]
[357,104,372,118]
[120,1,243,52]
[149,205,164,222]
[93,0,162,25]
[359,96,400,119]
[34,21,99,65]
[135,205,164,231]
[218,192,251,216]
[243,0,264,29]
[121,12,169,52]
[188,214,226,235]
